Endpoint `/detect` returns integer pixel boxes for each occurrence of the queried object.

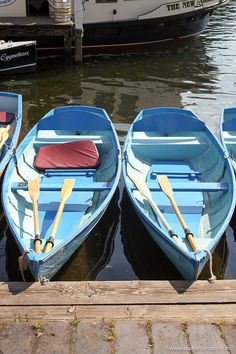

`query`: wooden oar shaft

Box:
[28,179,42,254]
[44,179,75,253]
[185,231,198,252]
[32,200,40,235]
[157,175,198,251]
[169,197,188,230]
[44,201,66,253]
[169,196,198,250]
[132,176,183,247]
[51,201,66,238]
[149,198,183,247]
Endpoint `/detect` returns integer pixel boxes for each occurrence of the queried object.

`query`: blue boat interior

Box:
[222,107,236,165]
[0,93,19,161]
[126,109,233,253]
[7,107,119,255]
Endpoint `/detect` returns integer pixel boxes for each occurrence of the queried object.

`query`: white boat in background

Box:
[0,0,230,54]
[76,0,230,51]
[0,40,37,75]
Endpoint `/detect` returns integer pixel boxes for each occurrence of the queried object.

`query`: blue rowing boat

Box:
[2,105,121,282]
[220,107,236,172]
[123,107,235,281]
[0,92,22,178]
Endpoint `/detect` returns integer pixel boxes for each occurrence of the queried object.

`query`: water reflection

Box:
[0,35,219,135]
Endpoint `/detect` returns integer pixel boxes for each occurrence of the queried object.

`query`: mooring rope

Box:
[195,249,216,283]
[19,248,34,282]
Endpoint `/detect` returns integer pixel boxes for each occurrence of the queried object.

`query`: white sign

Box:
[0,0,16,6]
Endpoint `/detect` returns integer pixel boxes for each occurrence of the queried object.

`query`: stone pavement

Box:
[0,321,235,354]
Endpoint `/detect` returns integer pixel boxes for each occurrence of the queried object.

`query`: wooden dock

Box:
[0,17,83,62]
[0,280,236,353]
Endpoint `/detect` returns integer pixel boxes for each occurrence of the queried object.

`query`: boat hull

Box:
[0,41,36,75]
[83,11,210,51]
[22,204,108,281]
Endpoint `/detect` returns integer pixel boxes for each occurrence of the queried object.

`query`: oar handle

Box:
[44,237,54,253]
[168,230,184,247]
[33,200,42,254]
[44,201,65,253]
[185,230,198,251]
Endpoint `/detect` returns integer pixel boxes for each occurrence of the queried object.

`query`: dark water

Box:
[1,1,236,281]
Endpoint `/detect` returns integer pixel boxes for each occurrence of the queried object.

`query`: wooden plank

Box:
[1,281,236,306]
[0,304,236,323]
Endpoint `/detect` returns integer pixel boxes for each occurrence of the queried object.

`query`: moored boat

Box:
[0,40,36,75]
[220,107,236,172]
[0,92,22,178]
[2,105,121,282]
[123,107,235,280]
[0,0,230,55]
[80,0,230,51]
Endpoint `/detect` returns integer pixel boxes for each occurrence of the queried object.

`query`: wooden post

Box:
[64,33,72,56]
[74,29,83,64]
[73,0,83,64]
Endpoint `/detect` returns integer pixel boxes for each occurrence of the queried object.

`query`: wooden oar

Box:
[28,179,42,254]
[0,125,14,150]
[130,175,184,247]
[157,175,198,251]
[44,179,75,253]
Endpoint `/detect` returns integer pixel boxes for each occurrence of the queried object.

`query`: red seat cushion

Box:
[0,112,15,124]
[34,140,100,170]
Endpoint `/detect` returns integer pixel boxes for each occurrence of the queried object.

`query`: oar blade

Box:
[28,178,40,202]
[60,179,75,202]
[157,175,173,199]
[0,125,14,149]
[132,176,151,201]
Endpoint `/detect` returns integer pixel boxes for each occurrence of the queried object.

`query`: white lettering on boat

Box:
[167,0,213,11]
[0,51,30,62]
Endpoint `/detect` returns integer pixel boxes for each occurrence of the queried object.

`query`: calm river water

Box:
[0,1,236,281]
